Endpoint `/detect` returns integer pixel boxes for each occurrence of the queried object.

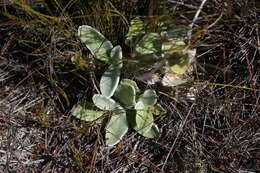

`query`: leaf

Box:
[162,40,186,55]
[162,40,196,75]
[136,33,161,55]
[114,83,136,107]
[134,101,145,110]
[92,94,121,110]
[100,63,121,98]
[141,124,160,138]
[142,89,157,105]
[78,25,113,62]
[162,72,188,87]
[134,106,154,136]
[168,56,190,75]
[125,18,145,46]
[110,45,123,64]
[135,89,157,110]
[71,102,104,121]
[120,79,140,93]
[106,108,128,146]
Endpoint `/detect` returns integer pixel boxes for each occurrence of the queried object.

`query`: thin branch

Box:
[188,0,208,44]
[167,0,198,9]
[208,11,223,29]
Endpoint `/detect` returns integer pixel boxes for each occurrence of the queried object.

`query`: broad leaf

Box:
[162,40,196,75]
[125,18,145,46]
[71,102,104,121]
[78,25,113,62]
[168,56,190,75]
[136,33,161,55]
[162,40,186,55]
[100,63,121,98]
[106,109,128,146]
[92,94,121,110]
[135,89,157,110]
[110,45,123,64]
[121,79,140,93]
[114,83,136,107]
[134,106,154,136]
[141,124,160,138]
[134,101,145,110]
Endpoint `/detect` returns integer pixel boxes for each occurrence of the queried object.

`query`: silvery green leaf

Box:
[106,108,128,146]
[141,124,160,138]
[135,89,157,110]
[92,94,120,110]
[100,63,121,98]
[71,102,104,121]
[110,45,123,64]
[134,101,145,110]
[121,79,140,93]
[134,106,154,136]
[78,25,113,62]
[114,83,136,107]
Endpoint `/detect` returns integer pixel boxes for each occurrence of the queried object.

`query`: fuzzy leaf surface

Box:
[78,25,113,62]
[141,124,160,138]
[114,83,136,107]
[135,89,157,110]
[92,94,120,110]
[71,102,104,121]
[121,79,140,93]
[100,63,121,98]
[134,106,154,136]
[110,45,123,64]
[106,109,128,146]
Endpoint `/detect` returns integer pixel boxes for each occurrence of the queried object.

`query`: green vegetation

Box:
[73,25,165,146]
[0,0,259,172]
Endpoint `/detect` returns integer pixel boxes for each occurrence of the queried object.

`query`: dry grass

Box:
[0,0,260,172]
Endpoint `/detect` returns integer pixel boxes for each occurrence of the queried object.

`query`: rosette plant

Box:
[125,18,197,87]
[72,25,165,146]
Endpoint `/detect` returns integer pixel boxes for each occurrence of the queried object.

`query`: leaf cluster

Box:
[73,25,165,146]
